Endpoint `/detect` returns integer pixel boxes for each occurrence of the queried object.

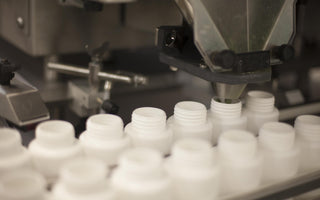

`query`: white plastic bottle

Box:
[28,120,83,183]
[51,157,115,200]
[165,138,219,200]
[295,115,320,172]
[294,115,320,200]
[243,91,279,135]
[258,122,299,184]
[218,130,262,196]
[111,148,172,200]
[0,169,47,200]
[208,98,247,145]
[79,114,130,167]
[0,128,32,176]
[125,107,172,155]
[167,101,212,143]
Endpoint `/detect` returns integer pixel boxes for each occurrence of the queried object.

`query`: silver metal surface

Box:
[47,62,147,85]
[0,117,8,127]
[221,170,320,200]
[279,102,320,121]
[0,0,181,56]
[0,74,49,126]
[179,0,296,70]
[213,83,247,100]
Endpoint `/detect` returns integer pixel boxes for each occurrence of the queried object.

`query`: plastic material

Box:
[243,91,279,135]
[208,98,247,145]
[165,138,219,200]
[259,122,299,184]
[125,107,172,155]
[218,130,262,195]
[0,128,32,177]
[51,157,115,200]
[168,101,212,143]
[111,148,172,200]
[0,169,46,200]
[80,114,130,167]
[28,120,82,183]
[295,115,320,172]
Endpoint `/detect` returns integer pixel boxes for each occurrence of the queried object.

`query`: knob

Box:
[101,100,119,114]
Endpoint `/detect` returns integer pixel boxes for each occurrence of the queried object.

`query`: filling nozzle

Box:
[212,82,247,102]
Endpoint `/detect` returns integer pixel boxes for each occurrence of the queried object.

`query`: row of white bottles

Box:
[2,90,320,199]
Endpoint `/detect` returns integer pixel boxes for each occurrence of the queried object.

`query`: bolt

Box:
[16,17,24,29]
[165,31,177,48]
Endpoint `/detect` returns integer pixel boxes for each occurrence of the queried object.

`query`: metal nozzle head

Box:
[212,82,247,101]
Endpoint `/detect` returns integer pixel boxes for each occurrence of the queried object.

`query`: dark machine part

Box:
[0,58,20,85]
[101,100,119,114]
[58,0,104,11]
[157,26,275,99]
[159,0,297,100]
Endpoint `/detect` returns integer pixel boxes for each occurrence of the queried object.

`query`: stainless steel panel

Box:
[0,0,182,56]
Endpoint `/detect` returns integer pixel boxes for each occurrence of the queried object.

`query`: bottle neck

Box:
[118,148,164,180]
[246,91,275,113]
[295,115,320,141]
[218,130,257,161]
[0,170,46,200]
[131,107,167,133]
[210,98,242,119]
[259,122,295,151]
[35,120,75,148]
[60,158,108,193]
[171,139,215,168]
[174,101,207,126]
[86,114,124,139]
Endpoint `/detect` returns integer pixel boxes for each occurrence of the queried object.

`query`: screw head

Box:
[16,17,24,29]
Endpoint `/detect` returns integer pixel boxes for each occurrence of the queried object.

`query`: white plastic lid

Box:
[132,107,167,133]
[35,120,75,147]
[0,128,22,156]
[218,130,258,161]
[172,138,215,168]
[174,101,207,126]
[294,115,320,140]
[0,169,46,200]
[246,91,275,113]
[210,98,242,119]
[86,114,124,139]
[259,122,295,151]
[60,157,107,193]
[118,148,163,179]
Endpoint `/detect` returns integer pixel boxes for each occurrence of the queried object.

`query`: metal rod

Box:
[221,169,320,200]
[47,62,147,85]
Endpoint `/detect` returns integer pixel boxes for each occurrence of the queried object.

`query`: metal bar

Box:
[47,62,147,85]
[279,102,320,121]
[221,170,320,200]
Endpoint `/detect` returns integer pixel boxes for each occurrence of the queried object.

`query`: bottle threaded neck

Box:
[172,138,215,168]
[118,148,163,179]
[210,98,242,119]
[131,107,167,133]
[218,130,257,161]
[246,91,275,113]
[60,158,108,193]
[174,101,207,126]
[86,114,124,139]
[259,122,295,151]
[294,115,320,141]
[35,120,75,147]
[0,169,46,199]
